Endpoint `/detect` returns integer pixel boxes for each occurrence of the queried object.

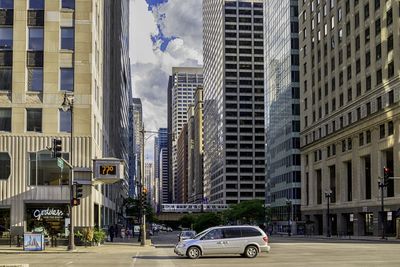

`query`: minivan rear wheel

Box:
[244,245,258,258]
[187,246,201,259]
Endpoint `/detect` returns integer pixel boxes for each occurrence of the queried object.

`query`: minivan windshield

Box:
[193,229,210,239]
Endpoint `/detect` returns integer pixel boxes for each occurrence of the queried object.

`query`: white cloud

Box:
[130,0,203,160]
[130,0,158,64]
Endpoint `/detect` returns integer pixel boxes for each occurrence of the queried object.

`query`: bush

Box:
[93,229,106,244]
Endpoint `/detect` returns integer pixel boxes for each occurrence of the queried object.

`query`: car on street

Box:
[174,225,270,259]
[178,230,197,242]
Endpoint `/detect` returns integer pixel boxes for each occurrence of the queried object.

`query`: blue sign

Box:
[24,233,45,251]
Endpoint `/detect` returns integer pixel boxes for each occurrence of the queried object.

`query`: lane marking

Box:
[131,251,139,267]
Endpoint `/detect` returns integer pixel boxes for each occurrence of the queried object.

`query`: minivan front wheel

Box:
[244,245,258,258]
[187,246,201,259]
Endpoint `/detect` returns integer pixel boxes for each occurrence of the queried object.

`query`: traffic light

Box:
[52,139,62,158]
[72,198,81,206]
[76,184,83,199]
[383,167,391,185]
[140,188,147,210]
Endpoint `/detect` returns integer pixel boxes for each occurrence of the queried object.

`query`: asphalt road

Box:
[1,232,400,267]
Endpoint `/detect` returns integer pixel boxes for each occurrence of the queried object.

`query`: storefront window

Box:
[0,208,10,239]
[29,152,70,186]
[26,204,68,237]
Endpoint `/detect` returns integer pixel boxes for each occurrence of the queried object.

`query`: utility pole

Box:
[140,125,146,246]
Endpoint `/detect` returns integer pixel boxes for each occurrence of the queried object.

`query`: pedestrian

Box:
[108,225,115,242]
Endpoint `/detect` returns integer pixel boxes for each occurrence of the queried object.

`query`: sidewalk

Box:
[0,238,152,254]
[272,234,400,243]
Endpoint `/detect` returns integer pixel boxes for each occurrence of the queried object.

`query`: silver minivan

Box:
[174,225,270,259]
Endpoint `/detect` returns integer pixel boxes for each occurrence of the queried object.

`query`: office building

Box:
[168,67,203,202]
[132,98,143,197]
[203,0,266,204]
[264,0,301,232]
[300,0,400,236]
[193,87,205,204]
[0,0,130,239]
[176,123,189,203]
[153,128,168,210]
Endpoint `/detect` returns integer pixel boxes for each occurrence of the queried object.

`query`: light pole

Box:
[138,126,159,246]
[61,92,75,251]
[286,199,291,236]
[325,190,332,237]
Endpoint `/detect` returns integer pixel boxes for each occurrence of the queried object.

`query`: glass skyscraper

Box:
[264,0,301,230]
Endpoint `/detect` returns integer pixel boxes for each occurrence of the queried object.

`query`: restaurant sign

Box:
[33,208,64,220]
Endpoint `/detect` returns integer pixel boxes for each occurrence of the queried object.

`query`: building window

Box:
[375,18,380,36]
[0,0,13,9]
[377,96,382,111]
[28,28,44,51]
[366,130,371,143]
[59,109,71,132]
[376,69,382,85]
[29,0,44,9]
[61,0,75,9]
[0,67,12,91]
[379,124,385,138]
[388,121,394,136]
[388,35,393,52]
[60,68,74,91]
[0,108,11,132]
[374,0,380,10]
[26,108,42,132]
[365,27,370,43]
[0,27,13,49]
[366,51,371,67]
[61,27,74,50]
[27,68,43,91]
[388,61,394,79]
[359,132,364,146]
[0,152,11,180]
[29,152,70,186]
[364,3,369,19]
[388,90,394,105]
[376,43,381,60]
[366,75,371,91]
[387,9,392,26]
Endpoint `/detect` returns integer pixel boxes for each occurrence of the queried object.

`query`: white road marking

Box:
[131,251,139,267]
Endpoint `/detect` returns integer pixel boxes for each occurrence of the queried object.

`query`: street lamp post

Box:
[378,179,386,240]
[286,200,291,236]
[61,92,75,251]
[325,190,332,237]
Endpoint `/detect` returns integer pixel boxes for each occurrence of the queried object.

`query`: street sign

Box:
[57,158,64,170]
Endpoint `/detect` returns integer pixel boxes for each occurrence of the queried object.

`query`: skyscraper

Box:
[132,98,143,196]
[203,0,266,204]
[0,0,130,234]
[168,67,203,202]
[300,0,400,237]
[264,0,301,231]
[154,128,168,210]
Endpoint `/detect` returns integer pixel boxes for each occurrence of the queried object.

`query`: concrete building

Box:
[176,124,189,203]
[0,0,130,239]
[144,162,154,206]
[203,0,266,204]
[300,0,400,237]
[264,0,301,232]
[160,147,169,205]
[132,98,143,197]
[153,128,168,210]
[193,87,205,204]
[168,67,203,202]
[187,106,195,203]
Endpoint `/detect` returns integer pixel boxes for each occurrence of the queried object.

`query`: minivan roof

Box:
[208,225,261,230]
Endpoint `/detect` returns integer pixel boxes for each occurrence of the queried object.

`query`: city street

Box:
[1,231,400,266]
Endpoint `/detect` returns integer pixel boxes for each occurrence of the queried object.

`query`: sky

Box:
[129,0,203,161]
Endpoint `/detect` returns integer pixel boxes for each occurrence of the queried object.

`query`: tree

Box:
[193,213,222,233]
[223,199,265,224]
[179,214,196,229]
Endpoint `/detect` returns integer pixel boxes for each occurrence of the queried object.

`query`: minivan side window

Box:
[202,229,223,240]
[241,227,262,237]
[223,228,242,238]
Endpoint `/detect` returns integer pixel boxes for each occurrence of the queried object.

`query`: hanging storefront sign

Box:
[33,208,64,221]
